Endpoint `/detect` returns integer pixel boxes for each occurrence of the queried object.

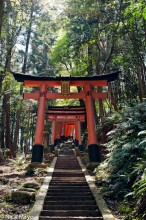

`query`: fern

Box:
[96,101,146,218]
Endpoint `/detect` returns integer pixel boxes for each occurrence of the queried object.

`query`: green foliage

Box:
[51,32,74,74]
[96,101,146,218]
[51,32,71,64]
[133,170,146,198]
[55,98,80,107]
[117,201,132,215]
[25,167,35,176]
[124,0,146,21]
[28,10,58,76]
[107,102,146,173]
[9,156,26,166]
[5,194,12,202]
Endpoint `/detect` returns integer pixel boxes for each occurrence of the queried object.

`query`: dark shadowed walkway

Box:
[39,143,103,219]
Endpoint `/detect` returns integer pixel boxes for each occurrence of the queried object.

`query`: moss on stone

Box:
[19,187,37,193]
[87,162,99,171]
[22,182,40,190]
[11,191,35,204]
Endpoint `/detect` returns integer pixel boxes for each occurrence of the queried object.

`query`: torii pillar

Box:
[61,122,66,141]
[76,118,83,151]
[31,84,46,163]
[50,120,56,152]
[75,121,78,147]
[85,84,100,162]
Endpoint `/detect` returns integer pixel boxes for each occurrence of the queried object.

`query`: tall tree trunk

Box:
[136,68,145,102]
[87,43,93,76]
[24,106,31,156]
[0,95,5,152]
[109,83,118,111]
[0,145,3,162]
[0,0,4,83]
[95,59,104,123]
[5,45,12,73]
[13,2,34,156]
[12,107,21,158]
[4,92,12,158]
[22,2,34,73]
[99,99,104,123]
[2,35,13,157]
[0,0,4,40]
[0,95,4,162]
[97,87,104,122]
[44,44,49,75]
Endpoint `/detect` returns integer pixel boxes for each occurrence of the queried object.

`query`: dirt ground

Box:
[0,154,53,220]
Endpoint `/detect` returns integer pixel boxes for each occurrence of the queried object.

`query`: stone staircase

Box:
[39,144,103,219]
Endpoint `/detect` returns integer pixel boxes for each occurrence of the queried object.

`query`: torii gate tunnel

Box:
[12,71,119,163]
[47,106,86,151]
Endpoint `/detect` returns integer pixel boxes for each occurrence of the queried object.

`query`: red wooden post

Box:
[67,124,74,138]
[65,123,68,138]
[50,120,56,151]
[56,122,61,139]
[77,119,83,151]
[70,124,75,138]
[54,121,60,146]
[75,120,79,146]
[66,124,69,138]
[59,122,63,137]
[51,120,56,145]
[61,122,66,141]
[85,84,100,162]
[32,84,46,163]
[67,125,70,137]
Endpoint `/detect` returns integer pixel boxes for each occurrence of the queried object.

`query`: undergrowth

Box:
[95,101,146,220]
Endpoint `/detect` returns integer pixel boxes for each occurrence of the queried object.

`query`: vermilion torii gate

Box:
[12,71,119,163]
[47,106,86,151]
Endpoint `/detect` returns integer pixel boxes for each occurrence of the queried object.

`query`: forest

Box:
[0,0,146,219]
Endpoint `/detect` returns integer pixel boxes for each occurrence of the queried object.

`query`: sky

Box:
[44,0,66,13]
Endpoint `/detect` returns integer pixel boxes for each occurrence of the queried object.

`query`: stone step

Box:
[44,201,97,206]
[48,187,89,191]
[54,169,83,173]
[45,195,95,201]
[47,189,91,193]
[53,166,80,170]
[51,178,86,181]
[39,217,103,220]
[43,205,98,210]
[41,210,101,217]
[49,183,88,186]
[46,192,93,196]
[52,173,84,177]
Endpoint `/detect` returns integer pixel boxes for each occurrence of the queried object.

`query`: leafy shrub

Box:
[25,167,35,176]
[96,101,146,218]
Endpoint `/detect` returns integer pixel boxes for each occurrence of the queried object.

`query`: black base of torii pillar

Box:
[31,144,44,163]
[78,145,83,151]
[88,144,100,162]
